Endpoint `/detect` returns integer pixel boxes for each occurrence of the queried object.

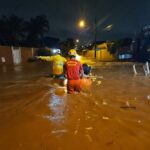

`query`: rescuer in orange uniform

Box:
[64,49,84,94]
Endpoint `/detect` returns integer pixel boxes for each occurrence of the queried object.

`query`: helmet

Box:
[56,49,61,54]
[68,49,77,57]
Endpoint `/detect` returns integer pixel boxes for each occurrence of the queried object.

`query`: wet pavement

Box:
[0,61,150,150]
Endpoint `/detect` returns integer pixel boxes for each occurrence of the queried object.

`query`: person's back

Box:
[51,54,66,75]
[37,49,66,76]
[64,59,82,80]
[64,49,83,94]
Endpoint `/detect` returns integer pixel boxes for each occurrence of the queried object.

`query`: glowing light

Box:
[76,54,81,61]
[105,24,113,31]
[76,39,79,43]
[79,20,85,28]
[52,49,57,53]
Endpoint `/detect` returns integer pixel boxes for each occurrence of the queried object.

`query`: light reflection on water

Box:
[43,85,68,135]
[14,65,23,73]
[43,88,67,124]
[43,88,68,135]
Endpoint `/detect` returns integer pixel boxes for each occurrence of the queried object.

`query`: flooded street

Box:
[0,61,150,150]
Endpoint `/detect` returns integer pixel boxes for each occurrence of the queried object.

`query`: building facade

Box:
[0,46,36,65]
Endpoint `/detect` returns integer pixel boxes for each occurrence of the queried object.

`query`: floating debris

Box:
[99,76,104,79]
[96,81,102,86]
[81,93,89,97]
[126,101,130,107]
[95,101,99,106]
[51,129,67,134]
[102,101,108,106]
[43,115,64,121]
[91,75,103,79]
[85,127,93,130]
[85,116,91,120]
[74,130,78,135]
[120,101,136,109]
[120,106,136,109]
[91,77,96,82]
[137,120,142,124]
[102,116,110,120]
[147,95,150,100]
[85,111,89,114]
[78,118,81,121]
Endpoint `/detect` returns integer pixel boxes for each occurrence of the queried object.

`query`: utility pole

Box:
[94,0,97,59]
[94,17,97,59]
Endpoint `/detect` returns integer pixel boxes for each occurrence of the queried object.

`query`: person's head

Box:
[68,49,77,59]
[56,49,61,55]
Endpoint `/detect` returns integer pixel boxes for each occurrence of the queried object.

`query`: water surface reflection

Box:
[0,62,150,150]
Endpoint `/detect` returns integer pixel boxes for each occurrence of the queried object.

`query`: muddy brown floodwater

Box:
[0,61,150,150]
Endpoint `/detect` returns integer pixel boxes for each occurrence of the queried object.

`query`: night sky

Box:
[0,0,150,43]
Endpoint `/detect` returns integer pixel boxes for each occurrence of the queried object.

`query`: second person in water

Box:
[64,49,84,94]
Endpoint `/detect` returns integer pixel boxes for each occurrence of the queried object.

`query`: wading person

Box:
[64,49,84,94]
[36,49,66,85]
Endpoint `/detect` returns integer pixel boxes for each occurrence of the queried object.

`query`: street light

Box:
[77,19,97,58]
[94,17,97,59]
[76,20,86,50]
[76,39,79,43]
[104,24,113,31]
[78,20,85,28]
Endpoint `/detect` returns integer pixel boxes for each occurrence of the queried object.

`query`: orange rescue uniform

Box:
[64,59,83,94]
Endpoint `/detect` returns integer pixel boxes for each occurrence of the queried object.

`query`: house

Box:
[84,42,115,61]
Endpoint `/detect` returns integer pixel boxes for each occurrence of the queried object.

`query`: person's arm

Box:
[79,62,84,78]
[63,63,68,78]
[36,56,54,61]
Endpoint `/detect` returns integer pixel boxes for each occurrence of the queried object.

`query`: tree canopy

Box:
[108,38,132,54]
[0,15,49,47]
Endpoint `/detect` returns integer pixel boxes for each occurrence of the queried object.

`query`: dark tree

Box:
[108,38,132,54]
[25,15,49,47]
[59,38,75,56]
[0,15,25,45]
